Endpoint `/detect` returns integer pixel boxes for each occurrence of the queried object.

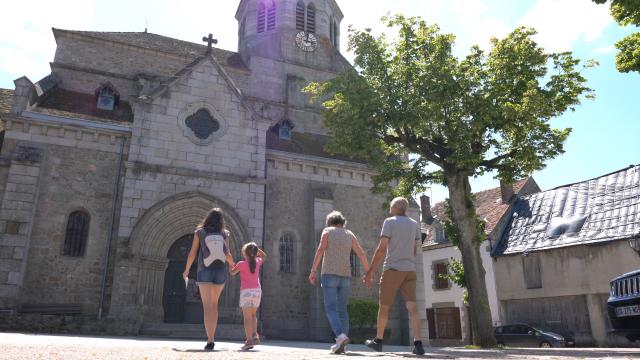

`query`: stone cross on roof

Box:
[202,33,218,54]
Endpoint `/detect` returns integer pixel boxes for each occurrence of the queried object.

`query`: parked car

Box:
[495,324,575,348]
[608,269,640,342]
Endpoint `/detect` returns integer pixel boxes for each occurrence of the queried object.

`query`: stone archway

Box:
[125,191,249,326]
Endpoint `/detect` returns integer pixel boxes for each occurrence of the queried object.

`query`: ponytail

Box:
[242,242,260,274]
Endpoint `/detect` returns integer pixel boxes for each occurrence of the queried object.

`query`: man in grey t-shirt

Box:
[363,197,424,355]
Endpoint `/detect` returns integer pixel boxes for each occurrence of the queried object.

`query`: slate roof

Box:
[266,130,366,164]
[422,177,537,246]
[35,88,133,124]
[53,29,248,70]
[494,165,640,256]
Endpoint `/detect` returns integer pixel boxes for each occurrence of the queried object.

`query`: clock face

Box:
[296,31,318,52]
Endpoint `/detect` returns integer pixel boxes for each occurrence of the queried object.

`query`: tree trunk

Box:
[446,171,497,347]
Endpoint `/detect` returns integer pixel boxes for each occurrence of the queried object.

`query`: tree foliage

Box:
[594,0,640,73]
[306,15,594,198]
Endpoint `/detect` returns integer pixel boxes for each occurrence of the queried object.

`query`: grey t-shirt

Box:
[380,216,421,272]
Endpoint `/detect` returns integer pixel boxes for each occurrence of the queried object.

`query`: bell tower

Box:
[235,0,344,70]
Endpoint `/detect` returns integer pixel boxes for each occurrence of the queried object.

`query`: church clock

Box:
[295,31,318,52]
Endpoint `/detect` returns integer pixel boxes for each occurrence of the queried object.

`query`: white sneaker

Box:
[330,333,349,354]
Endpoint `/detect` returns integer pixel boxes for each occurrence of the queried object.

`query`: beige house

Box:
[421,178,540,345]
[492,165,640,346]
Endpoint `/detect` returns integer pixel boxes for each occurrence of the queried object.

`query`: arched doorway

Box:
[110,191,250,327]
[162,232,243,324]
[163,234,201,323]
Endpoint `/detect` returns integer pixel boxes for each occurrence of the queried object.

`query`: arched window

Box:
[257,1,266,33]
[279,233,294,273]
[296,1,305,31]
[63,211,90,257]
[267,0,276,31]
[350,251,359,277]
[306,3,316,33]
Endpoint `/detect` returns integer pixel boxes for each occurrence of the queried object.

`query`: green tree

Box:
[306,15,594,347]
[593,0,640,73]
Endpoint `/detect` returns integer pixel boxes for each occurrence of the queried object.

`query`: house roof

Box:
[266,130,366,164]
[53,29,248,71]
[35,87,133,124]
[422,177,536,246]
[493,165,640,256]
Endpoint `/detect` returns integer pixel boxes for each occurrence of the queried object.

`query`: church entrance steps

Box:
[139,323,245,340]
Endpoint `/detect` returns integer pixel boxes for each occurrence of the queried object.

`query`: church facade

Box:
[0,0,426,343]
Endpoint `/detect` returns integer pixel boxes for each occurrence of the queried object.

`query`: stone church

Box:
[0,0,427,343]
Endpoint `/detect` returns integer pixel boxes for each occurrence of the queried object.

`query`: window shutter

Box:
[453,308,462,339]
[267,1,276,31]
[306,4,316,33]
[296,1,305,31]
[257,1,266,33]
[427,308,436,339]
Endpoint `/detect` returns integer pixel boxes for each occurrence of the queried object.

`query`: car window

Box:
[514,325,528,334]
[502,325,516,334]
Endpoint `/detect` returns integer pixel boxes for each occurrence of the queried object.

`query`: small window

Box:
[296,1,305,31]
[95,83,119,111]
[278,122,291,140]
[306,3,316,33]
[330,18,334,45]
[350,251,359,277]
[63,211,90,257]
[97,87,115,110]
[434,262,449,290]
[267,0,276,31]
[257,1,266,33]
[333,20,339,48]
[279,233,294,273]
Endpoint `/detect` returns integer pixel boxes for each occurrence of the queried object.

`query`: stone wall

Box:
[0,113,128,315]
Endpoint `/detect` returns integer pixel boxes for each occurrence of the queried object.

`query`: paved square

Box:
[1,333,639,359]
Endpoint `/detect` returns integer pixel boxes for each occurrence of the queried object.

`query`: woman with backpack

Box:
[183,208,235,351]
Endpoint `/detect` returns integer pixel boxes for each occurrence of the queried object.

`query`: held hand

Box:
[308,271,317,285]
[182,269,190,280]
[362,272,373,288]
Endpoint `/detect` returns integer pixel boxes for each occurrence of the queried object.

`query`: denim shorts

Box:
[197,266,227,285]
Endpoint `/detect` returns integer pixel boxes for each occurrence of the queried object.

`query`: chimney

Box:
[500,180,515,204]
[420,195,432,222]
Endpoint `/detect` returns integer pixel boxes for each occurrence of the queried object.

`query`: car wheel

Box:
[540,341,552,348]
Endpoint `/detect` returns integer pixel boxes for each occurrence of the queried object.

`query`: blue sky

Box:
[0,0,638,204]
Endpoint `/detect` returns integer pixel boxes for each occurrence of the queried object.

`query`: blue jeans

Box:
[321,274,351,337]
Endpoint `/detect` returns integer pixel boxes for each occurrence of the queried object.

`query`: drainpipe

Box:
[259,142,268,336]
[98,136,126,319]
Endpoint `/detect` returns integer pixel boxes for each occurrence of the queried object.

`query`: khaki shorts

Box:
[379,270,417,306]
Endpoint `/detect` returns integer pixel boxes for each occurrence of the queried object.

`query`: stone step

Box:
[140,323,245,341]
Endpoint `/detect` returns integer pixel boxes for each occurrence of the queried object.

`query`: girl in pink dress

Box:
[230,242,266,350]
